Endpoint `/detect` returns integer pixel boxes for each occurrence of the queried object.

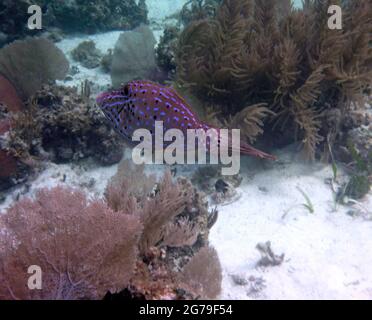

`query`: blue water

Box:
[293,0,303,8]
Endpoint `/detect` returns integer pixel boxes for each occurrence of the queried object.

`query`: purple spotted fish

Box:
[96,80,276,160]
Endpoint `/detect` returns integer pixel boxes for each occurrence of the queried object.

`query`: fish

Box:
[96,80,276,160]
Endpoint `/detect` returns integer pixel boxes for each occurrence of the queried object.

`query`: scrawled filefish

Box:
[96,80,276,160]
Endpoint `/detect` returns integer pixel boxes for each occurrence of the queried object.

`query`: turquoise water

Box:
[293,0,303,8]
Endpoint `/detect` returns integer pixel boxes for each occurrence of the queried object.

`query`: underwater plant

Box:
[181,245,222,299]
[104,160,221,299]
[176,0,372,159]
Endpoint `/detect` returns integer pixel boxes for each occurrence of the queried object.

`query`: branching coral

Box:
[104,160,212,255]
[177,0,372,159]
[0,186,142,300]
[103,160,221,300]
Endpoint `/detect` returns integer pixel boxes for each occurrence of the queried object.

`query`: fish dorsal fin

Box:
[166,85,190,105]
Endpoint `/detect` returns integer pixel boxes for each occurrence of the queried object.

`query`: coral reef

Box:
[101,49,113,73]
[341,142,371,200]
[0,161,222,300]
[0,0,41,46]
[181,246,222,299]
[191,165,242,195]
[0,0,149,46]
[176,0,372,160]
[180,0,222,26]
[0,38,69,100]
[104,160,215,255]
[0,38,69,192]
[111,25,159,88]
[44,0,149,34]
[0,75,23,113]
[155,26,181,77]
[71,41,103,69]
[104,160,221,299]
[0,104,29,192]
[0,186,142,300]
[4,85,125,166]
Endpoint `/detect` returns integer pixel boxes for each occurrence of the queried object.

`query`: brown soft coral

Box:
[177,0,372,159]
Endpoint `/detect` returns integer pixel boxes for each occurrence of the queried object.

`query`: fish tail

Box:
[239,142,277,160]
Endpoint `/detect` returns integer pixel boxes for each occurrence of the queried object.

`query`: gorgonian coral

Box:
[0,37,69,100]
[0,162,222,300]
[0,186,142,300]
[177,0,372,159]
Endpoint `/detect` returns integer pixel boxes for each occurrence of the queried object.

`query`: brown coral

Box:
[0,75,23,112]
[181,246,222,299]
[0,186,142,300]
[5,85,125,166]
[1,162,222,300]
[177,0,372,159]
[0,37,69,100]
[111,25,158,88]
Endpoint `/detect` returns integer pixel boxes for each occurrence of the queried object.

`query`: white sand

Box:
[55,31,122,92]
[210,152,372,300]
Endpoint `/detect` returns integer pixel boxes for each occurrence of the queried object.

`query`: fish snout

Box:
[96,92,111,108]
